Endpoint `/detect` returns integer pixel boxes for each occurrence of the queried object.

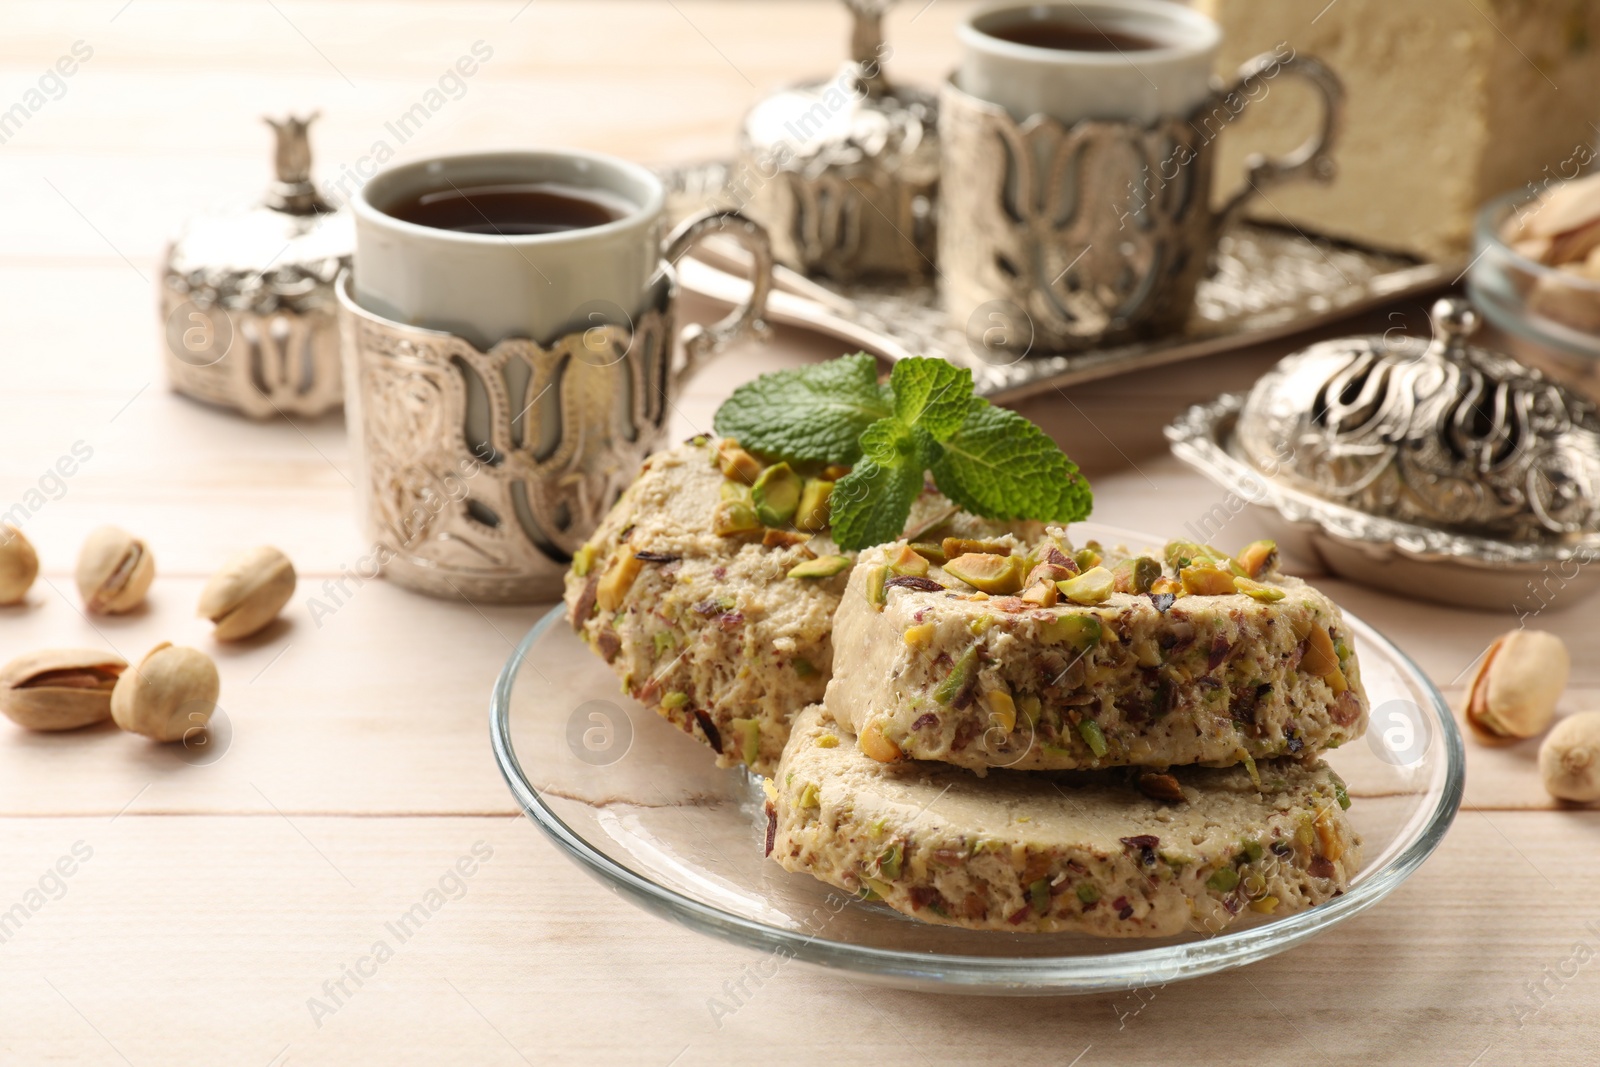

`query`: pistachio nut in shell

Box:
[110,642,219,742]
[0,648,127,731]
[0,523,38,604]
[76,525,155,614]
[198,546,296,640]
[1540,712,1600,803]
[1465,629,1570,743]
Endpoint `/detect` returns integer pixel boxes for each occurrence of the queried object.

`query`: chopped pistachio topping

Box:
[731,717,760,765]
[1207,867,1241,892]
[1058,566,1114,605]
[865,564,889,609]
[933,646,979,706]
[1041,613,1102,650]
[879,843,903,880]
[751,462,803,526]
[787,555,850,579]
[1234,576,1286,602]
[793,478,834,532]
[1077,718,1109,758]
[944,552,1025,594]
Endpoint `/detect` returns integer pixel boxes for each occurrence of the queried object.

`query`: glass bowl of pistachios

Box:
[1469,177,1600,361]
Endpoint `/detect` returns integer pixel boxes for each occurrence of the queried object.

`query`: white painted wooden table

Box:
[0,3,1593,1063]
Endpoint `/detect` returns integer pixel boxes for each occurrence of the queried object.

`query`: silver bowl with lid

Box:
[733,0,938,281]
[1167,297,1600,613]
[159,112,351,419]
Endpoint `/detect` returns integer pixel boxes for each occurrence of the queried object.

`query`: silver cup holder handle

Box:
[663,210,775,388]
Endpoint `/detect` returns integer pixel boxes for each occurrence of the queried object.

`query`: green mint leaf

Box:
[928,401,1093,523]
[829,457,926,551]
[889,358,975,442]
[858,418,917,466]
[711,352,890,464]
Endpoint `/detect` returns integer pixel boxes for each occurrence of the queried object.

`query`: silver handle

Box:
[1212,52,1345,234]
[663,210,774,388]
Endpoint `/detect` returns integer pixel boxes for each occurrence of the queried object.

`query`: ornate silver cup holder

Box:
[937,49,1342,354]
[661,161,1454,404]
[1167,299,1600,613]
[337,275,676,603]
[335,210,773,604]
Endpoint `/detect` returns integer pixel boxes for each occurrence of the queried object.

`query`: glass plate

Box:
[491,522,1464,994]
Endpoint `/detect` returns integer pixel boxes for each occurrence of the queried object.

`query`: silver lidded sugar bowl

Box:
[159,112,351,419]
[734,0,938,281]
[1168,298,1600,613]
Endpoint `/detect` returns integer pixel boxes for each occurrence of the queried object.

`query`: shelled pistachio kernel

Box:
[1179,563,1235,596]
[1233,576,1285,602]
[198,546,296,641]
[110,642,219,743]
[941,537,1010,561]
[1467,629,1570,742]
[858,720,901,762]
[715,439,763,482]
[787,555,849,579]
[886,543,929,577]
[1041,612,1101,649]
[0,648,126,731]
[1294,621,1345,692]
[1058,566,1113,605]
[712,498,761,537]
[1236,539,1279,579]
[762,528,811,549]
[1020,580,1058,608]
[1111,556,1160,595]
[794,479,833,532]
[595,551,644,612]
[0,523,39,604]
[865,564,888,609]
[751,463,802,526]
[944,553,1024,594]
[76,525,155,614]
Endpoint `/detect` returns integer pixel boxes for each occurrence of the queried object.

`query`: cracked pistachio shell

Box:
[198,546,296,640]
[110,642,218,742]
[1465,629,1570,743]
[0,524,38,604]
[75,525,155,614]
[0,648,127,731]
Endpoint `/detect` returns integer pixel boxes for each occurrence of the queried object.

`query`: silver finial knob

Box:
[1428,296,1479,351]
[843,0,894,96]
[263,112,331,215]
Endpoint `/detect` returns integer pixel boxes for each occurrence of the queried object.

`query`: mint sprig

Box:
[712,355,1093,550]
[711,352,889,464]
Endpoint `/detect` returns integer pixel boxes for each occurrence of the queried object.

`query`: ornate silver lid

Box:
[1235,297,1600,542]
[734,0,937,280]
[159,112,351,418]
[164,113,351,318]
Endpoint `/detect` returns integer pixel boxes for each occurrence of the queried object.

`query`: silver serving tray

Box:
[1166,392,1600,613]
[659,160,1454,403]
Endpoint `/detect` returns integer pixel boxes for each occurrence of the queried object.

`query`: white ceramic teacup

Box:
[351,150,668,351]
[957,0,1221,126]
